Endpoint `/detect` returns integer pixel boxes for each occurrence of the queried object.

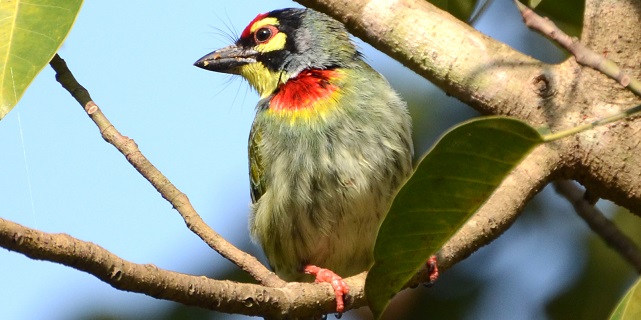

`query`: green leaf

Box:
[526,0,584,37]
[0,0,83,120]
[429,0,478,22]
[365,117,543,318]
[609,277,641,320]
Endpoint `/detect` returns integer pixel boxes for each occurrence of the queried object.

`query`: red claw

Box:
[426,255,439,285]
[304,265,349,314]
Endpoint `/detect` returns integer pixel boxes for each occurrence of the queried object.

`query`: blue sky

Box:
[0,1,614,319]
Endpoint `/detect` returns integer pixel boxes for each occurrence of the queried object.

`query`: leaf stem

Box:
[542,103,641,142]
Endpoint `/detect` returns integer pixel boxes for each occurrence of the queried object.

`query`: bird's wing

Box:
[249,123,266,204]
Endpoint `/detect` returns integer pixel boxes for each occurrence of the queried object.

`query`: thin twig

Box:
[553,180,641,273]
[48,54,284,287]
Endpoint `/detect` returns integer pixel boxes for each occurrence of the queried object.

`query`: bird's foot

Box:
[304,265,349,314]
[425,255,439,287]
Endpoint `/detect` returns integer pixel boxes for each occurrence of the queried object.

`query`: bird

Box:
[194,8,436,315]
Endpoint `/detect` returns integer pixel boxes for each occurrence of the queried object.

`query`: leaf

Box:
[365,117,543,318]
[526,0,584,37]
[609,277,641,320]
[429,0,478,22]
[0,0,83,120]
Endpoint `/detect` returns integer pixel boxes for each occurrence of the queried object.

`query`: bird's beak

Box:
[194,45,258,74]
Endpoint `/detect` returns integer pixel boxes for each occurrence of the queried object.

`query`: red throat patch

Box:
[270,69,340,112]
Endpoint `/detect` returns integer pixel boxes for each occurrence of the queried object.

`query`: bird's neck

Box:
[267,68,343,122]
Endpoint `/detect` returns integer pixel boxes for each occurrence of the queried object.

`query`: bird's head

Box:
[194,8,358,98]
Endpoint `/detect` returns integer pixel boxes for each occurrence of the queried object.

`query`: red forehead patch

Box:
[241,12,269,39]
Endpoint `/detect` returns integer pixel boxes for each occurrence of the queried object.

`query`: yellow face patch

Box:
[239,62,287,98]
[255,32,287,53]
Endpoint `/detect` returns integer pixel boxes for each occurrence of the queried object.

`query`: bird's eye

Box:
[254,26,277,44]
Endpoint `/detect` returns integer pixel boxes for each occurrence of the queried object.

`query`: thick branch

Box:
[49,54,284,288]
[514,0,641,143]
[294,0,551,123]
[515,1,640,95]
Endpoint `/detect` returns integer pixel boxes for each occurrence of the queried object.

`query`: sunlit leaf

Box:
[609,277,641,320]
[0,0,83,120]
[366,117,543,318]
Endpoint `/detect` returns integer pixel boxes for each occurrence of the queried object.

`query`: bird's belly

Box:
[254,184,386,282]
[306,193,383,276]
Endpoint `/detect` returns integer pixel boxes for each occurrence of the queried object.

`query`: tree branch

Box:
[0,217,354,318]
[48,54,284,288]
[553,180,641,273]
[294,0,552,123]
